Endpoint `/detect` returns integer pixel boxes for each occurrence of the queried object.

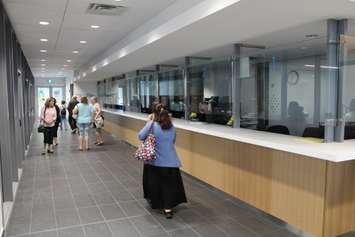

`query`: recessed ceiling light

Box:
[79,41,87,44]
[40,50,47,53]
[63,64,69,67]
[66,59,72,62]
[72,50,79,54]
[90,25,100,29]
[40,59,46,62]
[41,64,46,66]
[349,0,355,2]
[40,38,48,42]
[39,21,49,25]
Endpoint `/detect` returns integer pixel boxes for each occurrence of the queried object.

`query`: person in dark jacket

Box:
[52,98,61,146]
[68,95,79,134]
[138,103,187,219]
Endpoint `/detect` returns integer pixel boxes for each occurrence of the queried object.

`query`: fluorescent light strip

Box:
[304,64,339,69]
[39,21,49,25]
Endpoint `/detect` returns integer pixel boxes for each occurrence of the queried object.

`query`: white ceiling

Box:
[3,0,177,78]
[75,0,355,82]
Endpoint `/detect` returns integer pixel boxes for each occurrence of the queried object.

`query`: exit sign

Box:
[48,79,52,84]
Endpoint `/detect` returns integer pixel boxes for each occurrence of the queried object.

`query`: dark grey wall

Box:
[0,1,35,202]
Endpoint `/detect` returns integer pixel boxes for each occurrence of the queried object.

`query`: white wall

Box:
[73,81,97,98]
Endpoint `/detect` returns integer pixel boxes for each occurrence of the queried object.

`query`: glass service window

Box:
[158,69,185,119]
[187,60,232,125]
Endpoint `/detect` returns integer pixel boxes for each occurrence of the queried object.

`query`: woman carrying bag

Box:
[138,103,187,219]
[40,97,57,155]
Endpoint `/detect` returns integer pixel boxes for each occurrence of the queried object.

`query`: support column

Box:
[184,57,191,120]
[231,44,241,128]
[314,56,321,125]
[325,19,348,143]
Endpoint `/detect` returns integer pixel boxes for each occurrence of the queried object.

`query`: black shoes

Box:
[164,210,173,219]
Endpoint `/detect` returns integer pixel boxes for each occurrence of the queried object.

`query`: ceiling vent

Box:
[87,3,127,16]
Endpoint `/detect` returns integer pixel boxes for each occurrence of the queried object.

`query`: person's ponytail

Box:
[158,110,172,130]
[152,103,172,130]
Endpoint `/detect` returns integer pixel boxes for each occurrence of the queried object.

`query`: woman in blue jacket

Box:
[138,103,187,219]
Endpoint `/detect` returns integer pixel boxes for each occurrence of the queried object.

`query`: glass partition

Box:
[95,20,355,141]
[158,69,185,118]
[139,74,158,114]
[239,36,327,138]
[187,59,232,125]
[341,19,355,139]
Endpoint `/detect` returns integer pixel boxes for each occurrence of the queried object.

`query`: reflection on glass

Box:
[341,23,355,139]
[188,60,232,125]
[159,69,185,118]
[139,74,157,114]
[37,87,50,116]
[240,36,327,138]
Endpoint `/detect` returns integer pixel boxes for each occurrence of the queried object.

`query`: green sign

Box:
[48,79,52,84]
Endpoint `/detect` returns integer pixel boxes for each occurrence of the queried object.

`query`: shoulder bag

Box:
[38,107,46,133]
[134,122,156,161]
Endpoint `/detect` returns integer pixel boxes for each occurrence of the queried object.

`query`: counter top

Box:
[103,109,355,163]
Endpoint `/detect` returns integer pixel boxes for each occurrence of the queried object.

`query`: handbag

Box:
[37,124,46,133]
[38,107,47,133]
[134,123,156,161]
[95,116,104,128]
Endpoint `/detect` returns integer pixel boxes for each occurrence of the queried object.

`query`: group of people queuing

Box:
[40,95,104,155]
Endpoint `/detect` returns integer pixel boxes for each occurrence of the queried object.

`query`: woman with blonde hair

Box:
[73,96,94,151]
[40,97,57,155]
[91,96,104,146]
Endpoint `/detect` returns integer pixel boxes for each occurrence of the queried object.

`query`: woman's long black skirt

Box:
[143,164,187,210]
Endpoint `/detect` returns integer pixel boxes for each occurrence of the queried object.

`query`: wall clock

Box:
[287,70,299,85]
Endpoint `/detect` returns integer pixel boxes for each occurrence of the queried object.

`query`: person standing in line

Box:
[68,95,79,134]
[138,103,187,219]
[60,100,68,131]
[53,98,61,146]
[40,97,57,155]
[73,96,94,151]
[91,96,104,146]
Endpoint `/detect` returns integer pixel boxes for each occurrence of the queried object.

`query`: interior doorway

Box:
[36,86,65,117]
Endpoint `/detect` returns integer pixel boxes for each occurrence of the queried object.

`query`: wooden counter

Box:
[103,110,355,237]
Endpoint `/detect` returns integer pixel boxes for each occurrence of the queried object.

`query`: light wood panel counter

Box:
[102,109,355,237]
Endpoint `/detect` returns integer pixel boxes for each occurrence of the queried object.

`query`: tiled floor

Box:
[6,129,307,237]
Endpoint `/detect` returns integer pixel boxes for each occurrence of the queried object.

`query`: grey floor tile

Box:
[175,209,209,227]
[99,203,126,220]
[30,230,57,237]
[73,193,96,208]
[110,189,135,202]
[192,223,230,237]
[84,223,114,237]
[58,226,86,237]
[93,192,116,205]
[169,228,200,237]
[131,215,166,237]
[216,219,258,237]
[7,130,306,237]
[55,208,81,228]
[31,207,57,232]
[107,219,141,237]
[236,215,279,235]
[54,196,76,210]
[120,200,148,217]
[150,211,187,232]
[5,216,31,236]
[78,206,104,224]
